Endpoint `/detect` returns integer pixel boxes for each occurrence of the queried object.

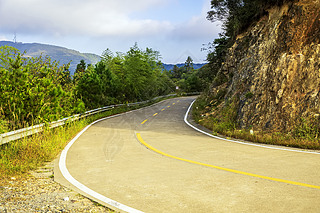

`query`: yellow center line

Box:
[141,119,148,125]
[167,106,170,108]
[136,133,320,190]
[161,109,165,111]
[153,113,158,117]
[172,103,176,105]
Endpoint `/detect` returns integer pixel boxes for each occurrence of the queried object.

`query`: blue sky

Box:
[0,0,222,63]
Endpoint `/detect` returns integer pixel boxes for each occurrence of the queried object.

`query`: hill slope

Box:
[0,41,101,75]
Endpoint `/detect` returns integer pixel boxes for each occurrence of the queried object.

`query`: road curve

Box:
[55,97,320,212]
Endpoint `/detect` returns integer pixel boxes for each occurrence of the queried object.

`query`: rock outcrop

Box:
[212,0,320,132]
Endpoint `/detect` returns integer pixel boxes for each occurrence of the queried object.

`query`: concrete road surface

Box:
[55,97,320,212]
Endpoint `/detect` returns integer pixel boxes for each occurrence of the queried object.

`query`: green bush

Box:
[0,46,84,131]
[293,118,320,140]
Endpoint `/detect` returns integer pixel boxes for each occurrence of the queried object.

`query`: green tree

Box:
[121,43,172,101]
[184,56,194,73]
[76,65,103,109]
[73,59,86,83]
[76,43,173,108]
[171,65,181,79]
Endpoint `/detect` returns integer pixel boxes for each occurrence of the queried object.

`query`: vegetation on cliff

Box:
[207,0,287,40]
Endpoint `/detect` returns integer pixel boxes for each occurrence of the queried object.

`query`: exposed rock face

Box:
[218,0,320,131]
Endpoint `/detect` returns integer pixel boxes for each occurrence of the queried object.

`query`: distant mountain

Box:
[0,41,101,75]
[0,41,206,74]
[162,63,207,71]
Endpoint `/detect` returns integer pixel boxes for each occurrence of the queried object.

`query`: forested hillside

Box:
[0,44,174,133]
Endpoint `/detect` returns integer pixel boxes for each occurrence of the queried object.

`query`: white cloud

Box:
[168,0,222,40]
[0,0,173,37]
[0,0,222,64]
[0,0,221,40]
[0,35,9,41]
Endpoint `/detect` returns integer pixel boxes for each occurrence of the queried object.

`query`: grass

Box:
[192,95,320,150]
[0,99,162,180]
[0,119,86,178]
[224,129,320,150]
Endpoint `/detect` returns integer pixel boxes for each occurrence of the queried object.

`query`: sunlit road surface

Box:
[56,97,320,213]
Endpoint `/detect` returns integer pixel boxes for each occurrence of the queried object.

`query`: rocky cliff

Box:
[208,0,320,132]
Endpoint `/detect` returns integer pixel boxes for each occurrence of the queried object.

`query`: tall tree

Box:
[184,56,194,73]
[73,59,86,83]
[171,65,182,79]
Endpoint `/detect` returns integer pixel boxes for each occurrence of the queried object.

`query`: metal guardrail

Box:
[0,94,178,146]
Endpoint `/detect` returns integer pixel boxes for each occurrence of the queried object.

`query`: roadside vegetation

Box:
[0,43,174,133]
[165,56,215,93]
[193,95,320,150]
[74,44,175,109]
[0,43,175,178]
[192,0,320,150]
[0,99,167,179]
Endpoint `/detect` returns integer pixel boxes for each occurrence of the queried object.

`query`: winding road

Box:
[55,97,320,212]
